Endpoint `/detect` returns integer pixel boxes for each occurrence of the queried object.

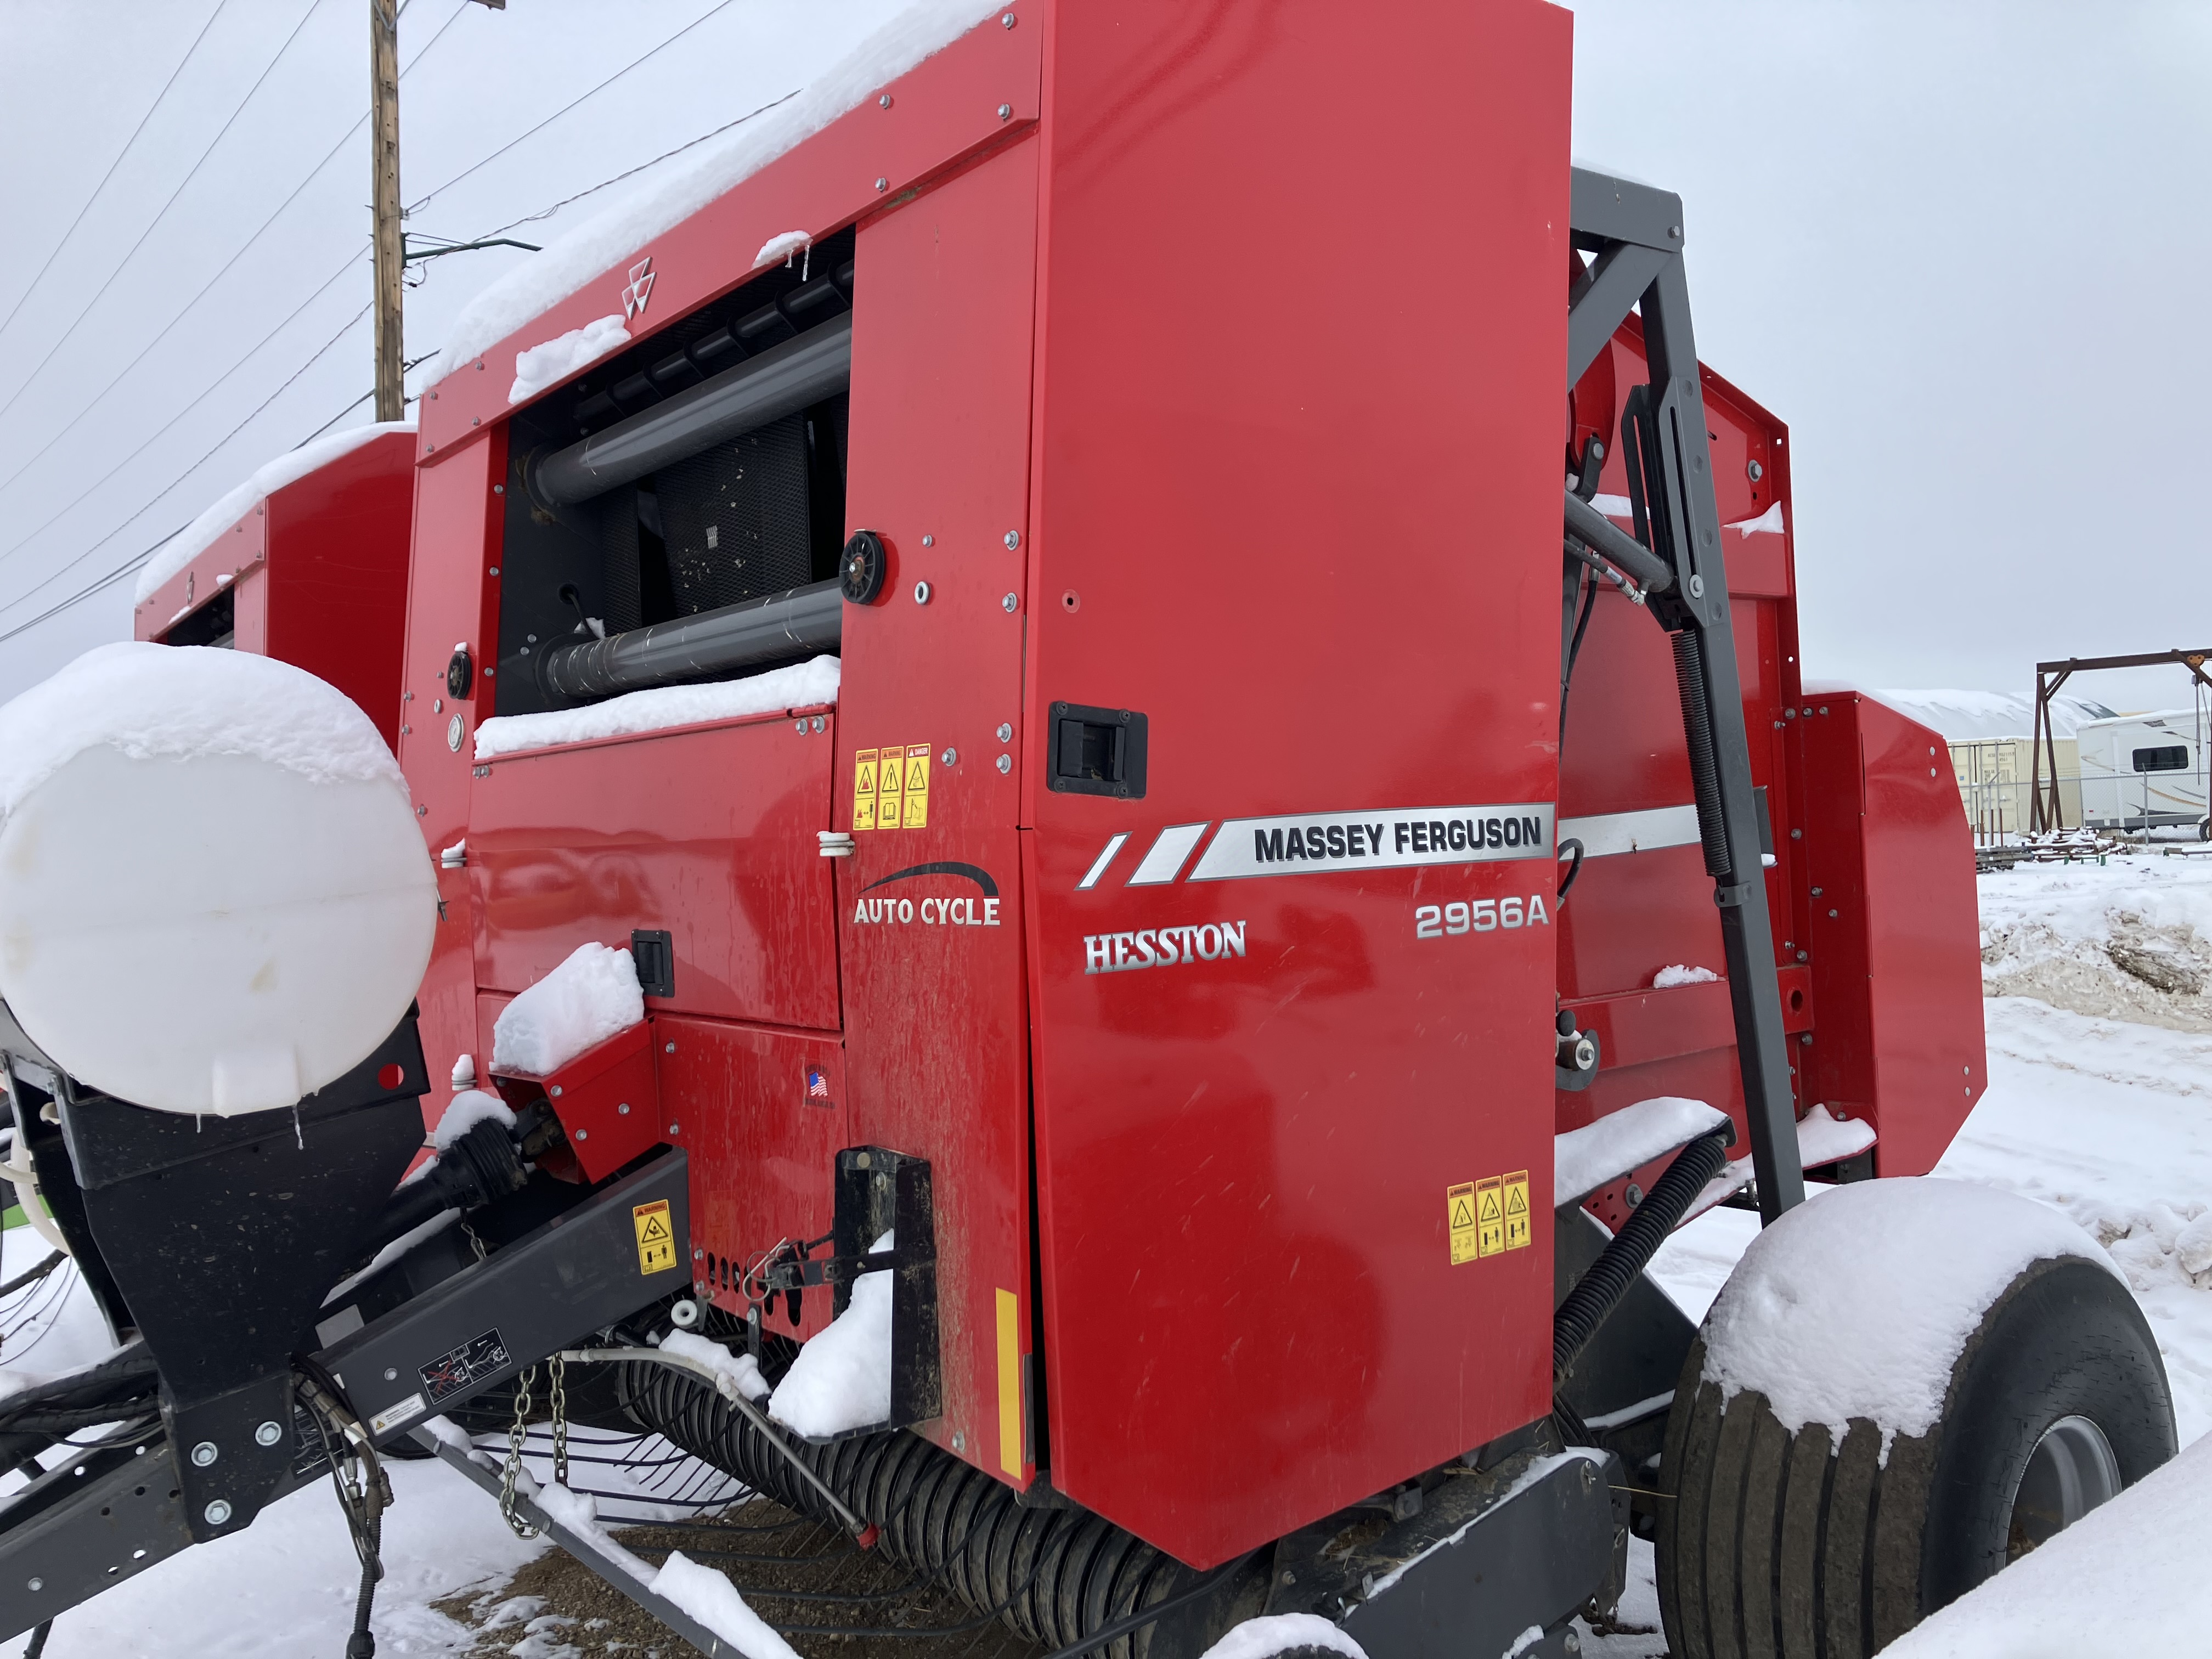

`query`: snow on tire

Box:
[1656,1178,2175,1658]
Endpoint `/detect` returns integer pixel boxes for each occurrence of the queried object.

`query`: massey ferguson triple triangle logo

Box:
[622,256,656,320]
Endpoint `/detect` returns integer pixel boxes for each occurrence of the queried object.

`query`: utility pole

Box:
[369,0,403,422]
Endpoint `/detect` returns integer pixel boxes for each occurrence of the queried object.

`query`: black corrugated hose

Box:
[617,1361,1207,1659]
[1553,1129,1732,1390]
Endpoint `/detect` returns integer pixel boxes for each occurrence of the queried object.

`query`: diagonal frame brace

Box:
[1566,168,1806,1225]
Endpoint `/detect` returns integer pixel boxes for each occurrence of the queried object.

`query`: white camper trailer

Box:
[2077,708,2212,836]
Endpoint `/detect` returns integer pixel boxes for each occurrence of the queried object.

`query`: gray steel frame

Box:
[1566,168,1805,1223]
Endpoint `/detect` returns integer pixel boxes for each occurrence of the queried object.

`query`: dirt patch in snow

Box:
[437,1494,1045,1659]
[1979,856,2212,1033]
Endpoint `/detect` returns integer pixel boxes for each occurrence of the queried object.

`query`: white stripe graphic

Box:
[1076,833,1130,890]
[1125,823,1211,886]
[1558,804,1701,859]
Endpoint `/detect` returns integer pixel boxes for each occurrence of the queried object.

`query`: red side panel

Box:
[466,715,841,1033]
[833,134,1042,1484]
[1802,696,1985,1173]
[1023,1,1573,1565]
[398,431,506,1118]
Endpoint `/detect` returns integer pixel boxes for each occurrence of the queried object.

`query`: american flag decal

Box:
[806,1067,832,1102]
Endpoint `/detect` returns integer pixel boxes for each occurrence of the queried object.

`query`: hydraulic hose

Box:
[1552,1128,1731,1389]
[617,1362,1204,1659]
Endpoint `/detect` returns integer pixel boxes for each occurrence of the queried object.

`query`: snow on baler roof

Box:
[132,417,415,608]
[425,0,1006,403]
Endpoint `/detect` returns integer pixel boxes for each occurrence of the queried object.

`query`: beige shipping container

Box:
[1950,736,2079,840]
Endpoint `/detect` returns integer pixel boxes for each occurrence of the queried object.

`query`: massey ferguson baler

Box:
[0,5,2175,1658]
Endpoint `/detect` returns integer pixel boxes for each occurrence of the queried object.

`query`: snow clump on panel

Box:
[1653,964,1718,988]
[0,644,432,1115]
[431,0,1006,379]
[508,313,629,404]
[1198,1614,1368,1659]
[769,1234,894,1437]
[132,420,414,605]
[492,943,645,1076]
[1554,1096,1727,1205]
[475,656,838,760]
[1701,1177,2117,1454]
[754,230,811,268]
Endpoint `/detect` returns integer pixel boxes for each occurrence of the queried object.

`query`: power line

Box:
[473,86,800,242]
[403,0,740,217]
[0,0,332,426]
[0,0,233,348]
[0,0,473,507]
[0,248,370,569]
[0,298,376,625]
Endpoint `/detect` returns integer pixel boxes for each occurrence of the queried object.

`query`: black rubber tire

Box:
[1657,1254,2175,1658]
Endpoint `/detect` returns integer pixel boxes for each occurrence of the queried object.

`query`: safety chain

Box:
[548,1353,570,1490]
[498,1365,540,1539]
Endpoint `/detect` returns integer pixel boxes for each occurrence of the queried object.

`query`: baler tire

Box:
[1656,1253,2173,1659]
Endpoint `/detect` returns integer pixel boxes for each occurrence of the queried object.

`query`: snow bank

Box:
[475,656,839,760]
[1880,1427,2212,1657]
[133,420,414,605]
[1980,851,2212,1034]
[508,313,628,404]
[1555,1096,1728,1205]
[0,644,435,1115]
[770,1237,893,1437]
[1652,964,1718,988]
[661,1330,770,1402]
[1199,1614,1367,1659]
[431,0,1006,380]
[492,943,644,1076]
[1701,1177,2115,1453]
[432,1088,516,1152]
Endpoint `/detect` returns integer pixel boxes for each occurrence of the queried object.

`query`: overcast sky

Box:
[0,1,2204,712]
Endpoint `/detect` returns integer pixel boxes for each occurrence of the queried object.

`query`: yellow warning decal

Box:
[633,1199,678,1274]
[853,748,879,832]
[996,1288,1023,1476]
[1502,1170,1531,1251]
[877,743,905,825]
[1475,1175,1505,1259]
[1447,1182,1480,1265]
[902,744,932,828]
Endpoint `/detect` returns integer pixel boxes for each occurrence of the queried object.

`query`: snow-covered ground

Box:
[4,851,2209,1656]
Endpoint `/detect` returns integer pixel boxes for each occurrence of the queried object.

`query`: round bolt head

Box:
[1001,592,1018,612]
[618,1102,631,1114]
[447,714,464,752]
[665,1042,676,1053]
[921,533,934,547]
[996,723,1013,742]
[1688,573,1705,598]
[812,715,826,733]
[204,1499,233,1527]
[998,103,1013,120]
[913,579,932,605]
[874,176,888,192]
[1003,531,1021,550]
[575,1128,588,1141]
[189,1440,219,1468]
[941,748,957,765]
[878,93,891,108]
[1002,9,1016,24]
[254,1420,284,1448]
[1747,458,1764,481]
[996,754,1012,775]
[27,1578,41,1592]
[383,1368,399,1383]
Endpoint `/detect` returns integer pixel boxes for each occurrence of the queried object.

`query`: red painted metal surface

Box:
[466,713,842,1032]
[1019,1,1573,1563]
[376,0,1994,1582]
[834,137,1041,1481]
[1801,696,1985,1175]
[138,432,415,749]
[493,1020,662,1185]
